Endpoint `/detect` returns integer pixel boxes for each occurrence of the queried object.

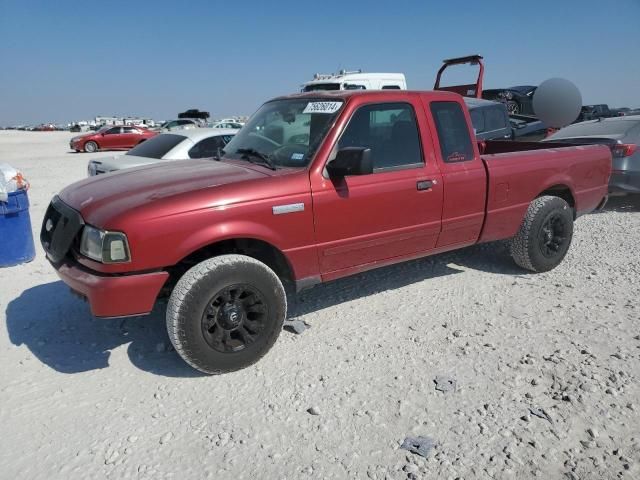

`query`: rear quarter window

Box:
[430,102,475,163]
[126,134,186,159]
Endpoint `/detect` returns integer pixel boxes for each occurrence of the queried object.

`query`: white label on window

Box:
[303,101,342,114]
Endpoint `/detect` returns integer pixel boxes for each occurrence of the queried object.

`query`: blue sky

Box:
[1,0,639,125]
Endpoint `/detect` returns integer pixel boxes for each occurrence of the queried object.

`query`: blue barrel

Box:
[0,189,36,267]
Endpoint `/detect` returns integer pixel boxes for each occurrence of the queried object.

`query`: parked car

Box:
[217,118,245,126]
[576,104,618,122]
[482,85,537,115]
[302,70,407,91]
[465,98,512,140]
[178,109,210,121]
[611,107,632,117]
[212,122,244,129]
[70,125,157,153]
[465,98,546,141]
[34,124,57,131]
[87,128,236,176]
[41,90,610,374]
[543,116,640,194]
[156,119,200,132]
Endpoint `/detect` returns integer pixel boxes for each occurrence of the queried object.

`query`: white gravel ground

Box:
[0,131,638,480]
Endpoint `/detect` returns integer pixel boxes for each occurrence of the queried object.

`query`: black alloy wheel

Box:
[201,284,268,353]
[538,213,569,258]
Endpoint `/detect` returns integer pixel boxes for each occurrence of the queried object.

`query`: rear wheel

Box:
[84,141,98,153]
[166,254,286,374]
[510,195,574,272]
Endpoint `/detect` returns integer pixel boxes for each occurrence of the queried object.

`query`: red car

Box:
[70,125,157,153]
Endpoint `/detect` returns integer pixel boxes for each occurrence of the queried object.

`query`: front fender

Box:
[173,220,289,265]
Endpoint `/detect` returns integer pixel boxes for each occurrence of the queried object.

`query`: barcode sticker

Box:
[302,101,342,114]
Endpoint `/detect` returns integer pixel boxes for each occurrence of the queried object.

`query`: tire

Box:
[510,195,574,272]
[167,254,287,374]
[506,100,520,114]
[84,141,98,153]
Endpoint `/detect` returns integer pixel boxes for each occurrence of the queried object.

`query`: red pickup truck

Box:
[41,90,611,374]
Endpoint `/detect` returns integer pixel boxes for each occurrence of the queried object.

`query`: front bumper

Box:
[55,259,169,318]
[610,171,640,194]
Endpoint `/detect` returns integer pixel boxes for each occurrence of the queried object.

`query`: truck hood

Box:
[60,159,269,227]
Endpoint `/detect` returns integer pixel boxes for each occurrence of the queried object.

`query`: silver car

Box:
[156,119,200,132]
[544,116,640,194]
[87,128,236,176]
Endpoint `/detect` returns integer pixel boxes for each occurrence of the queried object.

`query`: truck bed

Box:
[478,142,611,243]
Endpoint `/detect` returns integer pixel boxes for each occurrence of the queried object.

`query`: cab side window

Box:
[430,102,474,163]
[106,127,121,135]
[337,102,423,171]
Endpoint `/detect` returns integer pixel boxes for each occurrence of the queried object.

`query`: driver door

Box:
[103,127,123,149]
[310,100,443,277]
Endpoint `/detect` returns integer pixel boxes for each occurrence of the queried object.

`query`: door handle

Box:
[417,179,435,191]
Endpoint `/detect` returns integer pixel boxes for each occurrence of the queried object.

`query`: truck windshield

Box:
[222,98,344,169]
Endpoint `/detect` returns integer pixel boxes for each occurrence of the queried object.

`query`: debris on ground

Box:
[400,436,436,458]
[529,406,553,423]
[434,375,457,393]
[284,319,310,334]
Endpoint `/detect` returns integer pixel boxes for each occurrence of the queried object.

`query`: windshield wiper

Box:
[236,148,277,170]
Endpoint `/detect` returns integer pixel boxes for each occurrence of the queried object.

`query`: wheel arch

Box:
[536,184,576,217]
[165,237,296,296]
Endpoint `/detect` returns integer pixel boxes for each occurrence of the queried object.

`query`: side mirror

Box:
[326,147,373,177]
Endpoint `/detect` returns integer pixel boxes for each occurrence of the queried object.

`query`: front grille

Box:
[40,196,84,264]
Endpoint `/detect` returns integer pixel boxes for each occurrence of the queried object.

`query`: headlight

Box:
[80,225,130,263]
[87,162,97,176]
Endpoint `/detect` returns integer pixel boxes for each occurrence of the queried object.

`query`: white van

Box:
[301,70,407,92]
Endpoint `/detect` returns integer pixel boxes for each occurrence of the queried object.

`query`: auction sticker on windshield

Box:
[303,101,342,114]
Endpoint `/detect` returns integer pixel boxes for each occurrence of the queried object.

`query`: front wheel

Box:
[510,195,574,272]
[84,141,98,153]
[166,254,287,374]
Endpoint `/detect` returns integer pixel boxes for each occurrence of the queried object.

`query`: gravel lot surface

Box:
[1,131,638,479]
